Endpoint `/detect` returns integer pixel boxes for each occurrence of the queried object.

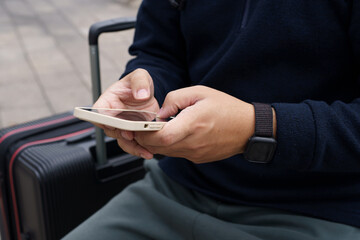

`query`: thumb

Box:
[128,69,153,100]
[157,87,202,118]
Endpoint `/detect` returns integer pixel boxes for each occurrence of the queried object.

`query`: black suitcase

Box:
[0,18,140,240]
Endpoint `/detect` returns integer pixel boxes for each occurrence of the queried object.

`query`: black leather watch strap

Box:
[252,102,273,137]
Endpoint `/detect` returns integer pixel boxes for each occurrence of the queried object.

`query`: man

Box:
[64,0,360,239]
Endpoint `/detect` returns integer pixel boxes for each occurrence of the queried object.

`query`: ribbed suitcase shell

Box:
[0,113,145,240]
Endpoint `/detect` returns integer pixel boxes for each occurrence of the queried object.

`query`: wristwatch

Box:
[244,102,277,163]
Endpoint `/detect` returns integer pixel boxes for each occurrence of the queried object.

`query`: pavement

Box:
[0,0,141,129]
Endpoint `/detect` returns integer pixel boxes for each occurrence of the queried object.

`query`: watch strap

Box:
[252,102,273,138]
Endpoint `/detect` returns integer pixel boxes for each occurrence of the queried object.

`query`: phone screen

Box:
[80,108,168,122]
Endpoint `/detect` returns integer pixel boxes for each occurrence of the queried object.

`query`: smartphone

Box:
[73,107,168,131]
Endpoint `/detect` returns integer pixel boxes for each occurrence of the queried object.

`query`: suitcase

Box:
[0,17,140,240]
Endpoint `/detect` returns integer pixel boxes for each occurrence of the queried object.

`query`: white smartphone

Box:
[73,107,168,131]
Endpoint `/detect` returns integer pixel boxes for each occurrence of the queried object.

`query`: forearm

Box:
[271,99,360,172]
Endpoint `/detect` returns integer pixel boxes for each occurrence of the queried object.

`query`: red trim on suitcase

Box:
[0,187,11,239]
[9,128,93,240]
[0,115,75,144]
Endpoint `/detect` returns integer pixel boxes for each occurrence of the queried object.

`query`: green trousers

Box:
[63,159,360,240]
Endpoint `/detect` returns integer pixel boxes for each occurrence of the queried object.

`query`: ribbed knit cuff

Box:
[271,102,316,170]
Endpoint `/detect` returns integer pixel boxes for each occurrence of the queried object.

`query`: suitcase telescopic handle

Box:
[88,17,136,45]
[88,17,136,165]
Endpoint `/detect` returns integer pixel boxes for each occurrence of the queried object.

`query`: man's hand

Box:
[134,86,260,163]
[93,68,159,159]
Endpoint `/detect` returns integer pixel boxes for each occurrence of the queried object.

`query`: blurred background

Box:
[0,0,142,129]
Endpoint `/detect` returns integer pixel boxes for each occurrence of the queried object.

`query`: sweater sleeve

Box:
[271,2,360,172]
[121,0,188,105]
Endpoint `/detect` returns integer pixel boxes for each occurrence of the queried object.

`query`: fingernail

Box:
[136,89,149,99]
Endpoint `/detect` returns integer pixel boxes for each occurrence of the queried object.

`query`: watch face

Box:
[244,136,277,163]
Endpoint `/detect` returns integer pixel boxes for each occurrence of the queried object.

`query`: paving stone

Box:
[3,0,33,18]
[16,24,46,38]
[38,69,90,93]
[0,23,20,52]
[37,13,75,36]
[0,0,141,129]
[26,0,55,14]
[27,47,73,72]
[53,39,93,86]
[0,23,12,41]
[22,35,57,52]
[0,81,50,109]
[0,43,24,65]
[47,84,92,113]
[0,5,10,23]
[0,58,34,86]
[0,22,46,112]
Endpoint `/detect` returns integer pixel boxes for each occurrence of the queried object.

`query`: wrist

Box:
[237,102,255,153]
[243,103,277,163]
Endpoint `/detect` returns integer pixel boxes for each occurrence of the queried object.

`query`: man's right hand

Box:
[93,68,159,159]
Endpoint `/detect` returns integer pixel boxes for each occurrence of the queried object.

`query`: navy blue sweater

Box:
[123,0,360,227]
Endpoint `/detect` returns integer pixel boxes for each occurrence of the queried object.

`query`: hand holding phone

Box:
[89,68,160,159]
[74,107,167,131]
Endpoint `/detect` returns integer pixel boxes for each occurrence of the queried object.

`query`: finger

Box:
[91,96,112,130]
[157,86,204,118]
[135,107,193,147]
[116,138,153,159]
[93,80,128,110]
[104,128,122,139]
[143,145,183,158]
[93,93,112,109]
[129,69,153,100]
[92,122,114,131]
[140,135,199,160]
[121,130,134,141]
[103,128,134,140]
[104,125,116,131]
[88,120,115,131]
[103,128,153,159]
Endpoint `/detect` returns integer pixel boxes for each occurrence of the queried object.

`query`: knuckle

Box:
[159,133,174,146]
[134,68,147,74]
[117,139,138,156]
[104,129,115,138]
[166,91,176,101]
[132,68,149,80]
[114,129,123,139]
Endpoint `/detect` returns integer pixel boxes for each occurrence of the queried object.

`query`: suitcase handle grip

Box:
[88,17,136,165]
[88,17,136,45]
